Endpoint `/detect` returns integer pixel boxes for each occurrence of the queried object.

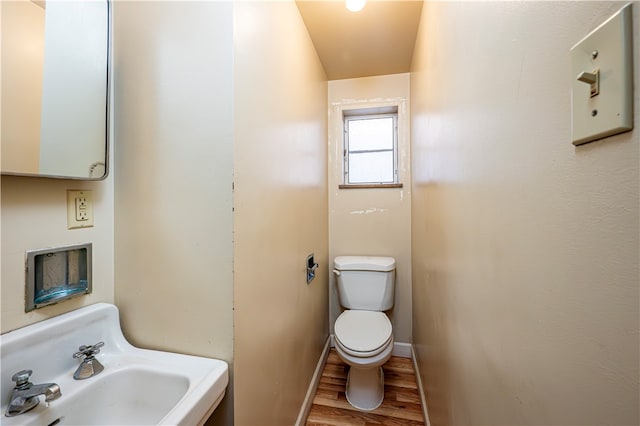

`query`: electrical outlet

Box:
[67,190,94,229]
[75,196,89,221]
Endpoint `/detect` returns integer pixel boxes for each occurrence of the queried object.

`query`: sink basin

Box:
[0,303,228,425]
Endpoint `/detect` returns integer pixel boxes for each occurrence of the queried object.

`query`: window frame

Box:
[342,107,399,187]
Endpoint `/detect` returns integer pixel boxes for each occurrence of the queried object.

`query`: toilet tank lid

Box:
[334,256,396,272]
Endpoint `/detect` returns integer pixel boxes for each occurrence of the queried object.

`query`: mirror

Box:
[1,0,110,180]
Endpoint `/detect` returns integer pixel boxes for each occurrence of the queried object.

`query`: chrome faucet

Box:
[5,370,61,417]
[73,342,104,380]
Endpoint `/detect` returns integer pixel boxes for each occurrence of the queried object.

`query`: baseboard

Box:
[411,345,431,426]
[392,341,412,358]
[295,336,331,426]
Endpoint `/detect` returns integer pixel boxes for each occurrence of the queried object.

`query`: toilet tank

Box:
[334,256,395,311]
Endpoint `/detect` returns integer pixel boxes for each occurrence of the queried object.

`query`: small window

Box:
[342,106,399,187]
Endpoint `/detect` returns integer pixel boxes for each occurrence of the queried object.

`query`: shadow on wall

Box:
[412,181,453,426]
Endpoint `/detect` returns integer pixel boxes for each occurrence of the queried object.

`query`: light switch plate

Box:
[571,3,634,146]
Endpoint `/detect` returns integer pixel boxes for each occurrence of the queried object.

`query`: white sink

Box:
[0,303,228,426]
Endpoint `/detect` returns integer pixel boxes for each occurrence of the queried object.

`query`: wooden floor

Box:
[306,349,426,426]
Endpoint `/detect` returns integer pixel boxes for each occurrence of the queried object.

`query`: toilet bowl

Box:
[334,310,394,410]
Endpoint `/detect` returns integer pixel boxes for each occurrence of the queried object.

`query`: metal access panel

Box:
[25,243,92,312]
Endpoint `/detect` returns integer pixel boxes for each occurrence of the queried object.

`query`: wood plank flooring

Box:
[306,349,426,426]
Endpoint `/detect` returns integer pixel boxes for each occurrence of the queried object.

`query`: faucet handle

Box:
[73,342,104,359]
[11,370,33,387]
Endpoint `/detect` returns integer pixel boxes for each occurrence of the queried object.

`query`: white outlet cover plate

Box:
[67,189,94,229]
[571,3,634,146]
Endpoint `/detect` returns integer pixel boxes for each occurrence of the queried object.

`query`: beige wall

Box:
[410,2,639,425]
[233,2,328,424]
[328,74,412,343]
[112,2,234,424]
[1,176,114,333]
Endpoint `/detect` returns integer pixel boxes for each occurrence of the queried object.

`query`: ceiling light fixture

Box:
[346,0,366,12]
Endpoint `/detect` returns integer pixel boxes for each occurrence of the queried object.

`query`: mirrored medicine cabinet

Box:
[1,0,110,180]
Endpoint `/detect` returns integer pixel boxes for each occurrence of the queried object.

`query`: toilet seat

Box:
[335,310,392,357]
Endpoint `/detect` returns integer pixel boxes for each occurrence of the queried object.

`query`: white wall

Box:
[232,2,328,425]
[410,2,639,425]
[1,176,114,333]
[112,2,234,424]
[328,74,412,344]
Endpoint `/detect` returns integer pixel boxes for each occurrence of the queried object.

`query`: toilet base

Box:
[345,365,384,411]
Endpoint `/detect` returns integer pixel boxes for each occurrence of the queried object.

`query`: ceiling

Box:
[295,0,423,81]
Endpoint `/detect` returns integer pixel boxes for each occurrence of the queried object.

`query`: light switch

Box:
[571,3,633,146]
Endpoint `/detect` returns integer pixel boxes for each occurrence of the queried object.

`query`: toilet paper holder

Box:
[306,254,319,284]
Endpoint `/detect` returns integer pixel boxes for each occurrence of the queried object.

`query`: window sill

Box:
[338,183,403,189]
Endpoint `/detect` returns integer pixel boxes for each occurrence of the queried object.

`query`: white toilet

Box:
[332,255,395,411]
